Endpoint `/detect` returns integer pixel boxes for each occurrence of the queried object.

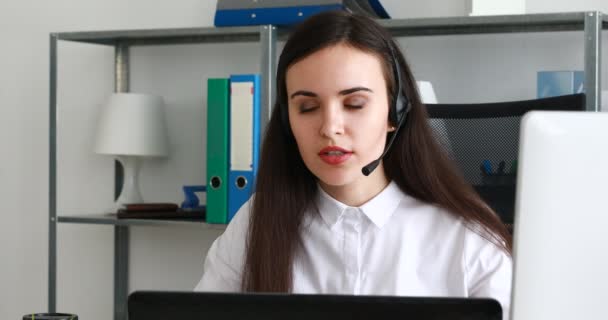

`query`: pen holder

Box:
[181,185,206,210]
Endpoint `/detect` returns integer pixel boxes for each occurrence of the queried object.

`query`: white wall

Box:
[526,0,608,13]
[1,1,226,319]
[382,0,468,18]
[1,1,606,320]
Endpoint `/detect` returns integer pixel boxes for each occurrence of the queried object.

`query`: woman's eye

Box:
[345,104,364,109]
[344,97,366,109]
[299,104,319,113]
[344,99,365,109]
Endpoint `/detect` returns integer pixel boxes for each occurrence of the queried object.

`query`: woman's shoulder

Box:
[395,190,504,253]
[395,191,468,232]
[207,197,253,269]
[224,197,254,234]
[427,203,510,265]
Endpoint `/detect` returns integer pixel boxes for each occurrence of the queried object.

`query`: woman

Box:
[196,10,512,317]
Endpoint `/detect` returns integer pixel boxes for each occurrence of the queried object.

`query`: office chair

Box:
[425,93,585,229]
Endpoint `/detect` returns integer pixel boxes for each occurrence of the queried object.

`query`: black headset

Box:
[386,42,411,134]
[281,41,412,176]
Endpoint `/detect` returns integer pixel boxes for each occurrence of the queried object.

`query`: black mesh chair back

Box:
[425,93,585,225]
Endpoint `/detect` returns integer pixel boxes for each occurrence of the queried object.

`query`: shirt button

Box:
[347,208,362,232]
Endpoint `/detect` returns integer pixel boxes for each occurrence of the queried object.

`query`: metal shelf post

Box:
[584,11,603,111]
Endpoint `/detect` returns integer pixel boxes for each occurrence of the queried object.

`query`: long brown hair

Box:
[242,10,512,293]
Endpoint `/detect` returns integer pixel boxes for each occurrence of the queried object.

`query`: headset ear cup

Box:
[388,43,410,133]
[388,97,398,126]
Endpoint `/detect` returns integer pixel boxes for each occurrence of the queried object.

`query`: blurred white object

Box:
[378,0,469,18]
[466,0,525,16]
[602,90,607,111]
[416,81,438,103]
[512,111,608,320]
[417,80,454,157]
[94,93,169,209]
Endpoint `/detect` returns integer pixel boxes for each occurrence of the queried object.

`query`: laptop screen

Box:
[128,291,501,320]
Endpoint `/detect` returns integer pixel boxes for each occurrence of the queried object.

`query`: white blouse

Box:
[195,181,512,320]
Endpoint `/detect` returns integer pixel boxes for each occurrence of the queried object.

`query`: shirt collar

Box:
[316,181,403,229]
[316,186,348,228]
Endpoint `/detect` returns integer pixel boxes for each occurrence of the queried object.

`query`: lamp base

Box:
[113,156,143,210]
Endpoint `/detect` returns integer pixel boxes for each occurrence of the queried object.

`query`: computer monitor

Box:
[128,291,502,320]
[511,111,608,320]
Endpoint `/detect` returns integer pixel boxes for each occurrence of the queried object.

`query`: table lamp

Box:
[94,93,169,210]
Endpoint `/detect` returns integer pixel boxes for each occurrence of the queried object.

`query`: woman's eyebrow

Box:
[290,90,317,99]
[339,87,373,95]
[290,87,372,99]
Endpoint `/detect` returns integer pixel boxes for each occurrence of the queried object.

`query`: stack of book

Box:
[117,203,206,220]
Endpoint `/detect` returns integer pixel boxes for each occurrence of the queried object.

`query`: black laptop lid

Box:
[128,291,502,320]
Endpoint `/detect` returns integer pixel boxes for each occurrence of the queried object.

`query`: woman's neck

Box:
[319,167,391,207]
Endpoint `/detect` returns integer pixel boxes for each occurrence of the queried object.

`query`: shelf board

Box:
[54,12,607,46]
[54,25,266,46]
[56,213,227,229]
[380,12,607,36]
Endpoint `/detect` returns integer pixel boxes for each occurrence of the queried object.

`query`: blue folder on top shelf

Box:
[214,0,390,27]
[228,74,261,221]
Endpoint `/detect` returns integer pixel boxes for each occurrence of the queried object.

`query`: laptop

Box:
[128,291,502,320]
[511,111,608,320]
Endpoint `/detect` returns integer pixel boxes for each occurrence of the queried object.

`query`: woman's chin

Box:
[314,170,359,188]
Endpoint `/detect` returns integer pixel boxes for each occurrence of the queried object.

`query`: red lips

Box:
[318,146,352,165]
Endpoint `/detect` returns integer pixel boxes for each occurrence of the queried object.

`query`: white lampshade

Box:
[94,93,169,157]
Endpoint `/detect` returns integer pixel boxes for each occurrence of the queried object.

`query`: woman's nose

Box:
[319,104,345,138]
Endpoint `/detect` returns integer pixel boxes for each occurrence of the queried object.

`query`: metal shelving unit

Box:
[49,11,605,320]
[378,11,606,111]
[56,214,229,228]
[49,25,276,320]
